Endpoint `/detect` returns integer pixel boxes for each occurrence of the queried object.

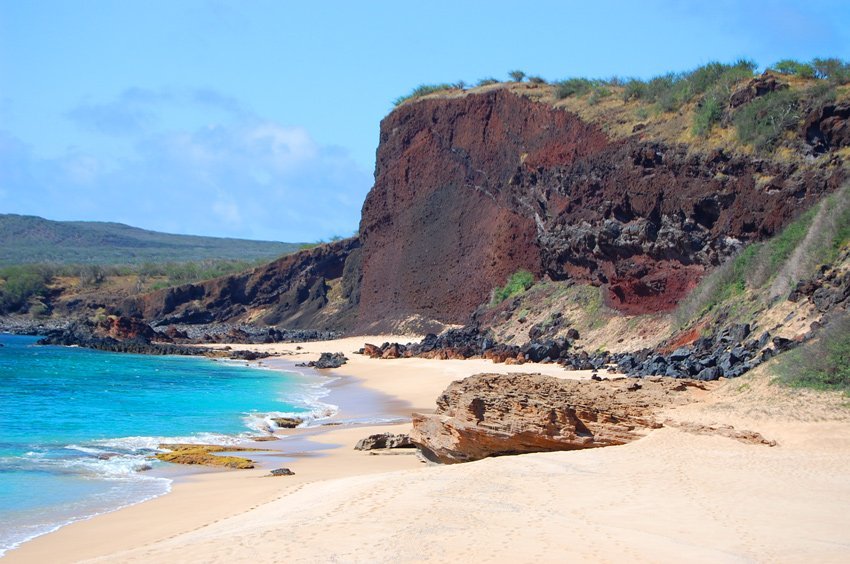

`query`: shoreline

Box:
[0,338,377,559]
[5,335,850,562]
[2,334,575,562]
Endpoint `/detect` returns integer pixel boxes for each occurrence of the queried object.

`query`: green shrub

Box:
[508,70,526,82]
[733,89,800,150]
[623,61,755,114]
[771,58,850,84]
[775,314,850,392]
[528,75,547,84]
[622,78,648,101]
[692,95,724,136]
[588,85,612,105]
[78,264,105,287]
[554,78,593,99]
[393,83,455,106]
[492,270,534,304]
[772,59,816,78]
[29,301,50,317]
[477,77,500,86]
[0,265,52,313]
[634,106,650,120]
[812,58,850,83]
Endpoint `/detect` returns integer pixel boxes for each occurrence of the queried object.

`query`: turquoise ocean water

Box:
[0,334,330,556]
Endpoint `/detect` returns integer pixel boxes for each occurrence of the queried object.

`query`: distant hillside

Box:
[0,214,303,265]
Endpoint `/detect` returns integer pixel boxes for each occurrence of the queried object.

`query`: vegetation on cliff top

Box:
[392,57,850,154]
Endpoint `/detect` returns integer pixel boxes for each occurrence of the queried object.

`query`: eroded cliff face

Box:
[356,89,845,327]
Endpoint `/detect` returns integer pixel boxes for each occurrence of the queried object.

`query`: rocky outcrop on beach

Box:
[0,315,72,336]
[410,373,700,463]
[161,324,340,345]
[362,326,576,364]
[37,316,213,356]
[664,420,777,446]
[354,433,415,451]
[360,319,807,381]
[298,352,348,369]
[614,323,798,380]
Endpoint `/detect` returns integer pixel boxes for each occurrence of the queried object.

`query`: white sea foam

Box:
[0,475,170,558]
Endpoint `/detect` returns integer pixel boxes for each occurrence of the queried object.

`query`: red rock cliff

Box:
[122,88,845,332]
[357,90,611,329]
[356,89,844,327]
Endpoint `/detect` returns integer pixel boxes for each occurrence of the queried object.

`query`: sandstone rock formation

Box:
[410,373,699,463]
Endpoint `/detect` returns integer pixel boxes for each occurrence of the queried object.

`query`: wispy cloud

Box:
[191,88,248,117]
[65,88,167,136]
[64,87,251,137]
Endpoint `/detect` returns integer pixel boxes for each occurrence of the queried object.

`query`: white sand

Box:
[6,336,850,563]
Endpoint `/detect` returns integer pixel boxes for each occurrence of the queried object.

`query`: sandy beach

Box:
[6,335,850,563]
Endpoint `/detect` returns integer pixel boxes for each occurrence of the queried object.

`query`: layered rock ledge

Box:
[410,373,700,463]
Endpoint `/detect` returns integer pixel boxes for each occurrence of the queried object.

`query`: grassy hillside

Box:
[0,214,304,266]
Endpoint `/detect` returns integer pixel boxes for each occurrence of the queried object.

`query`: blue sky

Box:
[1,0,849,242]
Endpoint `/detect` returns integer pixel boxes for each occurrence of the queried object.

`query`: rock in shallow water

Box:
[297,352,348,369]
[271,417,303,428]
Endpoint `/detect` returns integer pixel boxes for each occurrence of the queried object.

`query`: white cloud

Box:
[0,101,372,241]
